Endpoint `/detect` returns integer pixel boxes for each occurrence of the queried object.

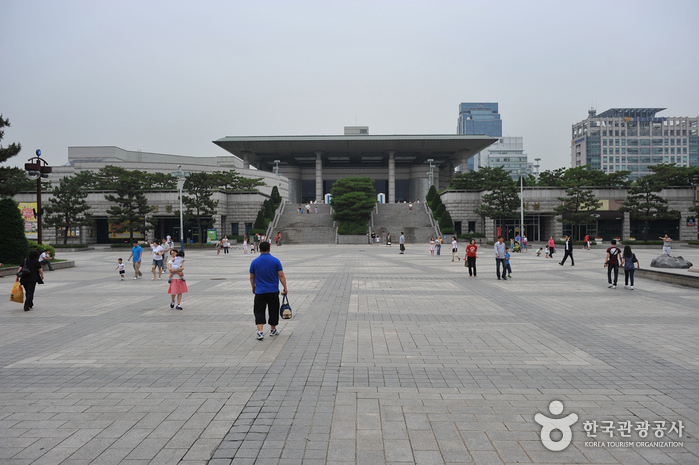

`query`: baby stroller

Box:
[512,241,522,253]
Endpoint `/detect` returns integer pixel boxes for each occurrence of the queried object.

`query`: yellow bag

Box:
[10,281,24,304]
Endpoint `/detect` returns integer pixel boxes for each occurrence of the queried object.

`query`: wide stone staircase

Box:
[274,203,336,244]
[372,203,438,245]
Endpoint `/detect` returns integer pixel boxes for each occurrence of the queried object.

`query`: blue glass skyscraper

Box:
[457,102,503,171]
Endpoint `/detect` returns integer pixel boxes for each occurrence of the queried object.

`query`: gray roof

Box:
[212,134,497,169]
[596,108,666,118]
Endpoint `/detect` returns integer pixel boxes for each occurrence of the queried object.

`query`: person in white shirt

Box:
[115,258,125,280]
[39,251,54,271]
[451,237,460,262]
[150,240,165,280]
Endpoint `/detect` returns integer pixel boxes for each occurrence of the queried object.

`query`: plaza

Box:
[0,243,697,465]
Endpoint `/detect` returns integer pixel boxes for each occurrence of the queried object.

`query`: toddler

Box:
[168,250,186,283]
[115,258,125,280]
[505,247,512,278]
[535,248,542,257]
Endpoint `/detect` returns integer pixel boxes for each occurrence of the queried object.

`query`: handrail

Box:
[424,200,441,239]
[265,201,286,240]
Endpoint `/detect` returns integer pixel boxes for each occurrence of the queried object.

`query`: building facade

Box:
[476,136,531,179]
[457,102,503,171]
[571,108,699,179]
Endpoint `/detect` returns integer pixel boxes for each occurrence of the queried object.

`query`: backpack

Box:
[624,254,636,270]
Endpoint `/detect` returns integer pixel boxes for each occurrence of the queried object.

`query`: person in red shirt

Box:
[465,239,479,277]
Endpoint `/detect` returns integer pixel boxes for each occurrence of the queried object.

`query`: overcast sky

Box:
[2,0,698,172]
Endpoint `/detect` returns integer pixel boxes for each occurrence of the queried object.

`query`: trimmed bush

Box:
[439,210,454,231]
[426,185,437,203]
[338,222,368,235]
[434,204,446,219]
[27,241,55,258]
[253,210,269,230]
[0,197,29,266]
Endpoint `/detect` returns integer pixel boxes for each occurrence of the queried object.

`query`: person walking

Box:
[465,238,478,277]
[409,202,413,214]
[436,236,442,256]
[584,234,590,250]
[660,234,673,255]
[522,235,528,252]
[167,249,187,310]
[222,236,230,254]
[494,236,507,280]
[371,230,376,245]
[150,239,165,280]
[249,241,288,340]
[386,232,392,247]
[604,239,622,289]
[451,236,460,262]
[621,245,640,290]
[16,249,44,311]
[399,232,405,254]
[429,237,436,256]
[504,246,512,278]
[127,240,143,279]
[548,236,556,260]
[559,235,575,266]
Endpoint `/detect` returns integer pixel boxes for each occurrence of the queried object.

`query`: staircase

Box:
[274,203,336,244]
[373,203,437,244]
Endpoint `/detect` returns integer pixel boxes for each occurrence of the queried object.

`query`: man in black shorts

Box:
[249,241,288,340]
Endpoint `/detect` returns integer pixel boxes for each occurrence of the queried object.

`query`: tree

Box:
[330,177,376,235]
[474,170,520,240]
[0,114,22,163]
[553,185,601,241]
[43,173,94,245]
[426,185,437,202]
[648,164,699,187]
[182,172,219,243]
[0,167,34,197]
[215,170,265,192]
[434,203,446,219]
[619,176,679,241]
[439,210,455,234]
[252,210,268,231]
[449,166,512,190]
[0,197,29,265]
[270,185,282,207]
[100,166,155,242]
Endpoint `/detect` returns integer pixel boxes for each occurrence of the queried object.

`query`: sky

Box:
[2,0,698,172]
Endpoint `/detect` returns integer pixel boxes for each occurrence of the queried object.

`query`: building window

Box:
[615,139,620,146]
[615,148,620,155]
[603,156,608,163]
[622,148,626,154]
[603,149,607,155]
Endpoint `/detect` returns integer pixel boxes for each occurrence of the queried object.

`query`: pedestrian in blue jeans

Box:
[621,245,640,290]
[494,236,507,280]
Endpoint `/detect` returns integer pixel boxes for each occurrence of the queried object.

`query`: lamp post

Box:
[273,159,281,187]
[427,158,435,187]
[534,158,541,183]
[24,149,52,245]
[171,165,189,250]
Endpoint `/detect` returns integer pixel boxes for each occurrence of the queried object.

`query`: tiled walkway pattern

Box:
[0,244,697,464]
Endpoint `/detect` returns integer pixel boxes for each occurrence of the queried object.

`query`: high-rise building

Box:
[457,102,502,171]
[571,108,699,180]
[481,137,530,180]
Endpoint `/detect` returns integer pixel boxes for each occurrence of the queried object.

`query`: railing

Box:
[265,201,286,240]
[424,200,441,239]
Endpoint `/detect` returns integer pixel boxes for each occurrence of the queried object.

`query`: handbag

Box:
[17,259,30,279]
[10,281,24,304]
[280,294,292,319]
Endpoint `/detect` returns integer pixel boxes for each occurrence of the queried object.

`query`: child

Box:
[243,235,248,254]
[545,245,550,258]
[505,247,512,278]
[168,250,186,283]
[535,247,542,257]
[115,258,125,280]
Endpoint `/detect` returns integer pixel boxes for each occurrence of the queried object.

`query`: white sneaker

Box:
[630,286,634,290]
[133,277,138,280]
[612,285,616,289]
[256,331,264,340]
[607,283,613,288]
[270,329,279,337]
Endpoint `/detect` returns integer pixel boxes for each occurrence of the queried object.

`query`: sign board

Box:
[207,229,217,243]
[18,202,38,240]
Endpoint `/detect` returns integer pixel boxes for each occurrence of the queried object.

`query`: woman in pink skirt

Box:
[167,249,188,310]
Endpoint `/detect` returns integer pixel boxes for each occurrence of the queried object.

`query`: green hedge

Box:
[458,233,486,240]
[52,244,88,249]
[338,222,367,235]
[27,241,55,257]
[622,240,664,245]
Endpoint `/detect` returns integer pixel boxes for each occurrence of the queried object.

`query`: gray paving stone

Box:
[0,245,697,464]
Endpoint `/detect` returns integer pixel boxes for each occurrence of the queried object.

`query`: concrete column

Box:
[388,151,396,203]
[622,211,631,240]
[315,151,323,202]
[242,152,251,170]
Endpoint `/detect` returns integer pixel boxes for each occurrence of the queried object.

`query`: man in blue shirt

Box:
[127,240,143,280]
[249,241,288,340]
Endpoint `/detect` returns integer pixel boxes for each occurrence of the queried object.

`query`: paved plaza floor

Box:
[0,243,697,465]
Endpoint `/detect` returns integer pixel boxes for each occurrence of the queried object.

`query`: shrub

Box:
[439,210,454,231]
[253,211,269,231]
[426,185,437,203]
[0,197,29,265]
[27,241,55,258]
[434,204,446,219]
[338,222,368,235]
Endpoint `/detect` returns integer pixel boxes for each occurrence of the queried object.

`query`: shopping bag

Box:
[10,281,24,304]
[280,294,292,319]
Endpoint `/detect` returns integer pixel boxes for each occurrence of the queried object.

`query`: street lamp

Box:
[170,165,190,250]
[273,159,281,187]
[534,158,541,183]
[24,149,52,245]
[427,158,435,187]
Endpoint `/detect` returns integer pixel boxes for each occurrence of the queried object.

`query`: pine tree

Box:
[553,185,601,241]
[619,177,679,241]
[0,114,22,163]
[43,173,94,245]
[100,166,155,242]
